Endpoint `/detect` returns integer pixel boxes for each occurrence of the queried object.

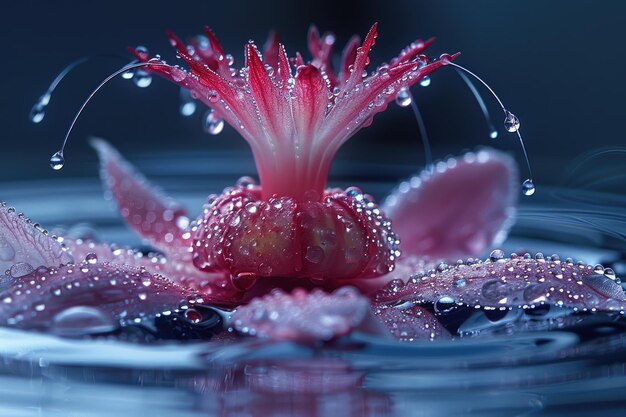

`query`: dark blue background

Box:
[1,0,624,192]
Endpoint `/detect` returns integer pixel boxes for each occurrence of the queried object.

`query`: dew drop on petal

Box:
[419,76,431,87]
[50,151,65,170]
[85,253,98,265]
[9,262,34,278]
[395,87,412,107]
[489,249,505,262]
[522,179,536,196]
[504,111,520,132]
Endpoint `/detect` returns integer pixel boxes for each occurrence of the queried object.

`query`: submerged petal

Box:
[383,149,518,260]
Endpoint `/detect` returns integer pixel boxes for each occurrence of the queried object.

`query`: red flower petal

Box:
[375,254,626,313]
[91,139,192,260]
[383,149,518,260]
[0,203,73,274]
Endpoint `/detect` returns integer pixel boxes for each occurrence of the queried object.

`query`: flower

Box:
[136,23,455,201]
[1,25,625,344]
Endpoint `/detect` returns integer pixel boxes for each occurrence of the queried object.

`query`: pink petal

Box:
[373,303,451,341]
[338,35,360,85]
[383,149,518,260]
[0,261,198,333]
[374,253,626,313]
[230,287,383,342]
[0,204,73,274]
[91,139,192,260]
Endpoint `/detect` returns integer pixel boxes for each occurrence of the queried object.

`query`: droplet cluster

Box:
[375,251,626,314]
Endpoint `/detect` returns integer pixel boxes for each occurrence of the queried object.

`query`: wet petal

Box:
[230,287,381,342]
[373,303,451,341]
[383,149,518,260]
[375,253,626,313]
[62,238,237,306]
[0,203,73,274]
[91,139,192,260]
[0,261,198,332]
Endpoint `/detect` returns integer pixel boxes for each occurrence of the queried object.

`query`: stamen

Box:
[455,69,498,139]
[29,54,129,124]
[445,61,535,196]
[50,61,166,171]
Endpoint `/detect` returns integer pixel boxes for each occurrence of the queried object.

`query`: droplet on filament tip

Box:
[49,151,65,171]
[522,179,535,196]
[504,111,520,132]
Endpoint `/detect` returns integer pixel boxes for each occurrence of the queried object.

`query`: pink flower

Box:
[1,25,625,344]
[138,23,453,201]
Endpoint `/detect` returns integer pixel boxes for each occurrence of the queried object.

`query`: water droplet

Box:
[395,87,412,107]
[604,268,616,280]
[49,151,65,170]
[236,176,257,188]
[180,101,196,116]
[489,249,505,262]
[138,292,147,301]
[504,111,520,132]
[434,296,456,314]
[51,306,116,336]
[9,262,34,278]
[305,245,325,264]
[184,308,203,324]
[489,127,498,139]
[594,264,605,274]
[35,304,46,312]
[133,70,152,88]
[419,76,431,87]
[522,179,535,196]
[121,69,134,80]
[30,103,45,123]
[231,272,258,291]
[203,109,224,135]
[85,252,98,264]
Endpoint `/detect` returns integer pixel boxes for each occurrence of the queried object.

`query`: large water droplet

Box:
[419,76,431,87]
[203,110,224,135]
[504,111,520,132]
[133,69,152,88]
[51,306,117,336]
[49,151,65,170]
[9,262,34,278]
[395,87,412,107]
[522,179,535,196]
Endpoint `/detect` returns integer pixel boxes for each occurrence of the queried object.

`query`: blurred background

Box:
[1,0,625,193]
